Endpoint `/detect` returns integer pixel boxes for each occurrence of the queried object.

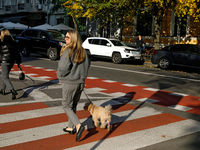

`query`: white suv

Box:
[82,37,141,64]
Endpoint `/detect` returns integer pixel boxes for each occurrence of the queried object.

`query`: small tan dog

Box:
[84,102,112,131]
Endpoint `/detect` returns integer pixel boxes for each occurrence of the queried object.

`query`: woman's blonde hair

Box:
[1,28,14,42]
[60,30,85,64]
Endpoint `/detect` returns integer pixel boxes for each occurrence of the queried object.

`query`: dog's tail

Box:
[104,104,112,114]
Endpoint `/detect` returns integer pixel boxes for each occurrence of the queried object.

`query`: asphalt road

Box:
[1,55,200,150]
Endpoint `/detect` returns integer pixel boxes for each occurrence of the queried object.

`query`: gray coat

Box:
[57,49,90,84]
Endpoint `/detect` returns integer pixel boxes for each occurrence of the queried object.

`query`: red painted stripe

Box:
[0,103,49,115]
[0,104,137,134]
[1,113,185,150]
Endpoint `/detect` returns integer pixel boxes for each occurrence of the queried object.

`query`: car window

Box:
[38,31,47,39]
[170,45,186,52]
[188,45,200,54]
[47,31,65,41]
[110,40,126,46]
[100,39,109,46]
[25,30,38,37]
[89,39,100,45]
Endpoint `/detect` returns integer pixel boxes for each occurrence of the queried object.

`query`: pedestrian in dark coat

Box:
[136,35,145,54]
[0,28,22,100]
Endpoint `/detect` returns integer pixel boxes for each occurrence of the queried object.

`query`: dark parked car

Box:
[18,28,65,60]
[151,44,200,69]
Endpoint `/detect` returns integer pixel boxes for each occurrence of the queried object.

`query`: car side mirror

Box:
[106,43,111,47]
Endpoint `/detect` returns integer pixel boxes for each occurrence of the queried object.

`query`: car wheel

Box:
[158,57,171,69]
[112,53,123,64]
[47,48,58,61]
[21,46,30,57]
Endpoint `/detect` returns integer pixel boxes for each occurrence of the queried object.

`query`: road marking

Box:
[0,106,184,148]
[143,87,160,91]
[91,65,200,82]
[65,119,200,150]
[136,98,159,103]
[168,105,193,111]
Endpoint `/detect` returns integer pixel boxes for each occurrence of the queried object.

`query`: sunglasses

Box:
[65,36,70,39]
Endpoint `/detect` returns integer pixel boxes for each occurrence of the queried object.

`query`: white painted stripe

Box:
[103,80,116,83]
[32,67,43,69]
[0,99,122,123]
[65,119,200,150]
[144,88,160,91]
[22,65,32,67]
[91,65,200,82]
[23,73,38,76]
[122,83,138,87]
[87,77,99,79]
[36,76,52,79]
[136,98,159,103]
[43,69,55,71]
[169,92,188,97]
[0,107,161,147]
[168,105,193,111]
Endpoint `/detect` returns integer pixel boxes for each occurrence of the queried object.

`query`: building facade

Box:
[0,0,65,27]
[122,9,200,48]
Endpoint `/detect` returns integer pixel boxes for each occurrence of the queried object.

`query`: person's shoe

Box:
[76,125,85,142]
[63,127,76,135]
[10,89,18,100]
[0,89,5,95]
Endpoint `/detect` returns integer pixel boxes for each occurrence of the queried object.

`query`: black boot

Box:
[0,89,5,95]
[10,89,18,100]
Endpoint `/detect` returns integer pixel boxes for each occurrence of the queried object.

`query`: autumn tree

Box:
[55,0,200,48]
[62,0,141,39]
[142,0,200,49]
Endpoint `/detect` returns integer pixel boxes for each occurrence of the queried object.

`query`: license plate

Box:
[135,56,141,59]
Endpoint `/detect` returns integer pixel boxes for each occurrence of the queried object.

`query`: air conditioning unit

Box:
[37,4,43,10]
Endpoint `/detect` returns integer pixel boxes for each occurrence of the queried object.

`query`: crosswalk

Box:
[1,64,200,149]
[1,97,200,149]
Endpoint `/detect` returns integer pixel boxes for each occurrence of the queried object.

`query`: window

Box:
[188,45,200,54]
[174,15,187,37]
[136,11,152,36]
[38,31,47,38]
[170,45,186,52]
[11,0,17,5]
[89,39,100,45]
[25,30,38,37]
[57,18,64,25]
[100,40,109,46]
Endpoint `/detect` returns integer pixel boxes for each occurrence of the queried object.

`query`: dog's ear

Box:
[83,103,89,110]
[88,104,94,113]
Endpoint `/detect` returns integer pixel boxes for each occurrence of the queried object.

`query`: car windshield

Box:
[47,31,65,41]
[110,40,127,46]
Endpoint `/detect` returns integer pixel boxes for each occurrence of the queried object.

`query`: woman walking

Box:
[57,30,90,142]
[0,28,21,100]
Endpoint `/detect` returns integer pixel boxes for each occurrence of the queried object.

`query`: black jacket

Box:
[136,38,144,48]
[0,35,21,64]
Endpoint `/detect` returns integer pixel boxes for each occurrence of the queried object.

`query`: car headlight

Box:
[124,49,130,53]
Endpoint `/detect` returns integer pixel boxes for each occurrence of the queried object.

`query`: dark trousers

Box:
[1,62,15,90]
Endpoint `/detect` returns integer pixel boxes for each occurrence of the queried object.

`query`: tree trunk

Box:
[72,15,78,31]
[154,15,161,49]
